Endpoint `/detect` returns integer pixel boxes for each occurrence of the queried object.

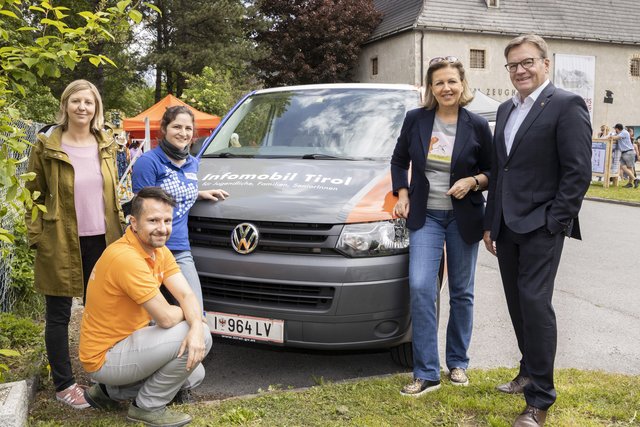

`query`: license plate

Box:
[206,311,284,343]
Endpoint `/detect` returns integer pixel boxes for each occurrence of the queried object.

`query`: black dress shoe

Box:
[512,405,547,426]
[496,375,530,394]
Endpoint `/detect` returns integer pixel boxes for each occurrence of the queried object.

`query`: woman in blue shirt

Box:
[132,106,228,309]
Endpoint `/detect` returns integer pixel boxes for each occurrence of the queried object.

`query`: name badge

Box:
[185,172,198,180]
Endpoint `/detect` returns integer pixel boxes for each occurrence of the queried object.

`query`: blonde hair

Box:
[56,79,104,133]
[598,124,610,137]
[423,61,474,109]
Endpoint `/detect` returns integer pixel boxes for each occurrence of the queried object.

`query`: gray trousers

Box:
[89,321,212,411]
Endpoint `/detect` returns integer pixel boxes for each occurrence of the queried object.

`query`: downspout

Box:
[420,30,425,86]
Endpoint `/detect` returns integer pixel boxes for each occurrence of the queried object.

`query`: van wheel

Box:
[390,342,413,368]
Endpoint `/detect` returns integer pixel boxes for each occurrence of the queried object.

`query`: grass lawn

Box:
[587,180,640,204]
[28,368,640,426]
[20,181,640,426]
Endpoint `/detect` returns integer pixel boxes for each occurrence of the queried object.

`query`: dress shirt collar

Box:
[511,79,551,107]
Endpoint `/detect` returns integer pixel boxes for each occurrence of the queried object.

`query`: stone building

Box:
[355,0,640,131]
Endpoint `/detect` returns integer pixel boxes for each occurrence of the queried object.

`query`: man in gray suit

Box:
[483,34,592,427]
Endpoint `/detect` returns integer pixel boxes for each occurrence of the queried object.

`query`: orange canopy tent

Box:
[122,94,221,142]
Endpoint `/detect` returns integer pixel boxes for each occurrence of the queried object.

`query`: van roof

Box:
[254,83,421,94]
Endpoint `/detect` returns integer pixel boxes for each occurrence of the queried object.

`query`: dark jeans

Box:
[45,234,106,391]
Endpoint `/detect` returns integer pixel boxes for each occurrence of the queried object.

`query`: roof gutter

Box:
[416,25,640,46]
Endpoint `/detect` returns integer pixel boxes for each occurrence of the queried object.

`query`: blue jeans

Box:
[409,209,478,381]
[172,250,204,311]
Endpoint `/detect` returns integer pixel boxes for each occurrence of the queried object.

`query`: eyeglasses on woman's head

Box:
[429,56,460,67]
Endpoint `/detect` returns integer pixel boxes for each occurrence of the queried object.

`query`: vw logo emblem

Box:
[231,223,259,254]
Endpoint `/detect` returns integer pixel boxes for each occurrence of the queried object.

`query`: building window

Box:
[486,0,499,7]
[371,57,378,76]
[470,49,486,69]
[631,58,640,77]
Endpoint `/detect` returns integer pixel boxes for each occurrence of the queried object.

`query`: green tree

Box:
[181,66,256,117]
[118,84,155,118]
[41,0,150,114]
[144,0,259,100]
[0,0,153,247]
[253,0,381,87]
[15,84,58,123]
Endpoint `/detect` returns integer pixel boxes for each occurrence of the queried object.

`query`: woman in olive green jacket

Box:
[25,80,124,409]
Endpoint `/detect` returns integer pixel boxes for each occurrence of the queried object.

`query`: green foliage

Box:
[0,348,19,382]
[26,368,640,425]
[43,0,150,115]
[0,312,44,384]
[253,0,382,87]
[0,312,42,349]
[117,84,155,118]
[587,180,640,203]
[145,0,261,99]
[219,407,262,424]
[181,66,254,117]
[8,215,44,318]
[15,84,58,123]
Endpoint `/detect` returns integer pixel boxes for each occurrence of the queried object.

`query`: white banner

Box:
[553,54,595,122]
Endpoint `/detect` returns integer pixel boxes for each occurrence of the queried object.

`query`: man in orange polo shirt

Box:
[79,186,211,427]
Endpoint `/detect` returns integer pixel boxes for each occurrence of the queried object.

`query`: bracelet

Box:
[472,176,480,191]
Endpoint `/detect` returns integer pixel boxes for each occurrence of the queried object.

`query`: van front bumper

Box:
[192,246,411,350]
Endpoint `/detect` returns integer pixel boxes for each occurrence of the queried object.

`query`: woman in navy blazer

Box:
[391,57,492,396]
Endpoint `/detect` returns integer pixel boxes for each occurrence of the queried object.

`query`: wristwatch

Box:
[472,176,480,192]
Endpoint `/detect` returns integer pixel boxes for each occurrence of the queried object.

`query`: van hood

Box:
[190,158,395,224]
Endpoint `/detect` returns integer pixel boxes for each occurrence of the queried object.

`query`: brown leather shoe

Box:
[512,405,547,426]
[496,375,531,394]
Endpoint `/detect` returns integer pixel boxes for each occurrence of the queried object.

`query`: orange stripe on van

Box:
[346,172,397,223]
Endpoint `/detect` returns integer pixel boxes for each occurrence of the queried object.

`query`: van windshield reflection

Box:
[201,88,421,160]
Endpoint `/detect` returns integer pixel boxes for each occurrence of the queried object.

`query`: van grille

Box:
[200,276,335,310]
[188,217,342,255]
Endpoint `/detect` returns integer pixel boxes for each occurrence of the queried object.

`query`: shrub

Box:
[0,312,45,383]
[7,215,44,319]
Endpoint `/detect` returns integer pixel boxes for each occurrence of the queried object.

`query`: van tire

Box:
[390,342,413,368]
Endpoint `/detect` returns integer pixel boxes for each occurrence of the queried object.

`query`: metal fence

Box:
[0,120,43,312]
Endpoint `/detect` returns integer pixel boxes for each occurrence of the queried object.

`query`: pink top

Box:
[62,143,106,236]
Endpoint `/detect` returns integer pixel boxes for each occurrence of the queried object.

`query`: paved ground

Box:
[457,198,640,374]
[196,199,640,398]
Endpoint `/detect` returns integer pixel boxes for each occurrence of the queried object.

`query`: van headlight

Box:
[336,219,409,257]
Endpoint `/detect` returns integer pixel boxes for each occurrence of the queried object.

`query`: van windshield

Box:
[201,88,421,160]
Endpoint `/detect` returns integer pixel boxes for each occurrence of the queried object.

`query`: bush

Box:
[8,215,44,319]
[0,312,45,383]
[0,312,42,349]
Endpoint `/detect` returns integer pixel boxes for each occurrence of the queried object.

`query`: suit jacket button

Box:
[504,167,509,171]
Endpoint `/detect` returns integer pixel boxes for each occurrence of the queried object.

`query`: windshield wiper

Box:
[301,153,354,160]
[204,152,241,158]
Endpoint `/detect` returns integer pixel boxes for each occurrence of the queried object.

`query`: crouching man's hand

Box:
[178,321,206,370]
